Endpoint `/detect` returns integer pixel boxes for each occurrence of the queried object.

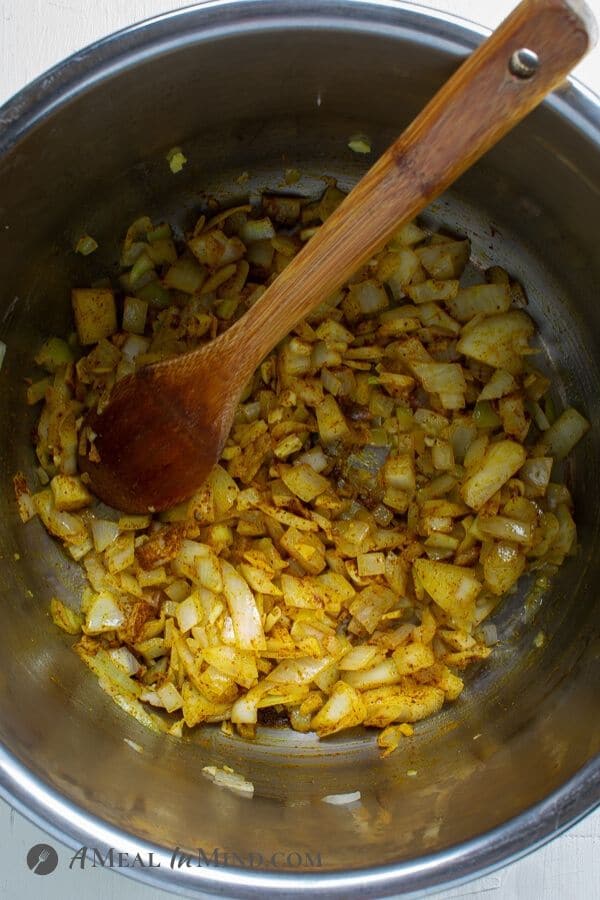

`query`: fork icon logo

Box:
[27,843,59,875]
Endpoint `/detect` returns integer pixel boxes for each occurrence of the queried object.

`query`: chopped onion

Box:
[267,656,332,685]
[348,280,388,314]
[295,446,328,473]
[534,407,590,461]
[221,560,266,651]
[202,765,254,797]
[240,218,275,243]
[348,133,372,153]
[166,146,187,174]
[109,646,141,675]
[91,518,120,553]
[29,191,586,748]
[75,234,98,256]
[157,681,184,712]
[84,591,125,634]
[176,594,202,633]
[480,623,498,646]
[478,515,534,544]
[322,791,361,805]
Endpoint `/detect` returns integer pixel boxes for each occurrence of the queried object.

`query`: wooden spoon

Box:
[80,0,595,513]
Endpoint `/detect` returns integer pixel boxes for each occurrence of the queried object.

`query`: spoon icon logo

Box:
[26,843,58,875]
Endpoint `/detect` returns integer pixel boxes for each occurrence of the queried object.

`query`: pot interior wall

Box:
[0,5,598,894]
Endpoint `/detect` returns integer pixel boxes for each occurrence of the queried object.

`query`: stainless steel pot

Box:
[0,1,598,897]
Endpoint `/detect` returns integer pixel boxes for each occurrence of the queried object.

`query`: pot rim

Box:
[0,2,598,897]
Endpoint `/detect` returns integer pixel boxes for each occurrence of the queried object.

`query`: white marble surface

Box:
[0,1,598,898]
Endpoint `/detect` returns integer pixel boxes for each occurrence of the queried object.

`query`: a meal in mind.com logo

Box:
[25,842,323,875]
[26,844,59,875]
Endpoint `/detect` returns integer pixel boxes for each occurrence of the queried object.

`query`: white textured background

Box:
[0,1,599,898]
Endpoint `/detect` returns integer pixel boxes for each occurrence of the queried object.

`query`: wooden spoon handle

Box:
[219,0,594,377]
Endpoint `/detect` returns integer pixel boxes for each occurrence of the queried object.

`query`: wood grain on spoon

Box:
[80,0,595,513]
